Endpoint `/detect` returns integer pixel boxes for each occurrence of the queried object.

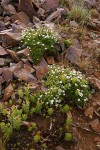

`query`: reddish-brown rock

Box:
[0,58,5,66]
[11,12,30,25]
[14,69,37,83]
[46,9,62,22]
[46,56,54,65]
[2,4,17,14]
[2,69,13,83]
[3,84,14,101]
[84,107,94,119]
[10,61,24,73]
[19,0,37,21]
[6,49,19,62]
[24,64,35,73]
[90,119,100,132]
[65,46,83,64]
[17,48,30,57]
[0,46,8,56]
[1,32,21,47]
[42,0,60,10]
[34,58,48,79]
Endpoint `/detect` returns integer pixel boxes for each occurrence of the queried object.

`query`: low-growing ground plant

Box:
[21,27,58,64]
[68,4,91,25]
[0,65,90,149]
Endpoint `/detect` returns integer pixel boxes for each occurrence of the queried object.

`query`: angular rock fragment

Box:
[46,56,54,65]
[24,64,35,73]
[3,84,14,101]
[11,12,30,25]
[65,46,83,64]
[2,69,13,83]
[10,61,24,73]
[1,4,17,14]
[84,107,94,119]
[6,49,19,62]
[17,48,30,57]
[42,0,60,10]
[34,58,48,79]
[0,46,8,56]
[14,69,37,83]
[19,0,37,20]
[90,119,100,132]
[46,9,62,22]
[1,32,21,47]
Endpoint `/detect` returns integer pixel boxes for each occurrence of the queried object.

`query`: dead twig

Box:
[72,123,100,135]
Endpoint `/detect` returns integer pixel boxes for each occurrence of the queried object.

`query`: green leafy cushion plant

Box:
[21,27,58,64]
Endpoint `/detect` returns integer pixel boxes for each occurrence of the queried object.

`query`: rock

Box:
[84,107,94,119]
[90,119,100,132]
[46,56,54,65]
[34,58,48,79]
[14,69,37,83]
[88,75,100,90]
[84,0,97,8]
[37,8,45,18]
[0,76,5,84]
[42,0,60,10]
[1,32,21,47]
[2,69,13,83]
[6,49,19,62]
[70,21,79,28]
[4,16,11,23]
[55,146,65,150]
[0,58,5,66]
[0,21,5,28]
[11,12,30,25]
[0,46,8,56]
[3,84,14,101]
[19,0,37,21]
[17,48,30,57]
[88,19,100,31]
[10,61,24,73]
[65,46,83,64]
[0,6,3,15]
[46,8,63,22]
[33,16,41,24]
[24,64,35,73]
[1,4,17,14]
[0,68,3,75]
[1,0,10,6]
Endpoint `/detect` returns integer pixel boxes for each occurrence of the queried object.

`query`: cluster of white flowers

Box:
[21,27,58,63]
[45,65,89,106]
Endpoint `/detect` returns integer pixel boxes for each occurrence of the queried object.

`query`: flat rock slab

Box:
[14,69,37,83]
